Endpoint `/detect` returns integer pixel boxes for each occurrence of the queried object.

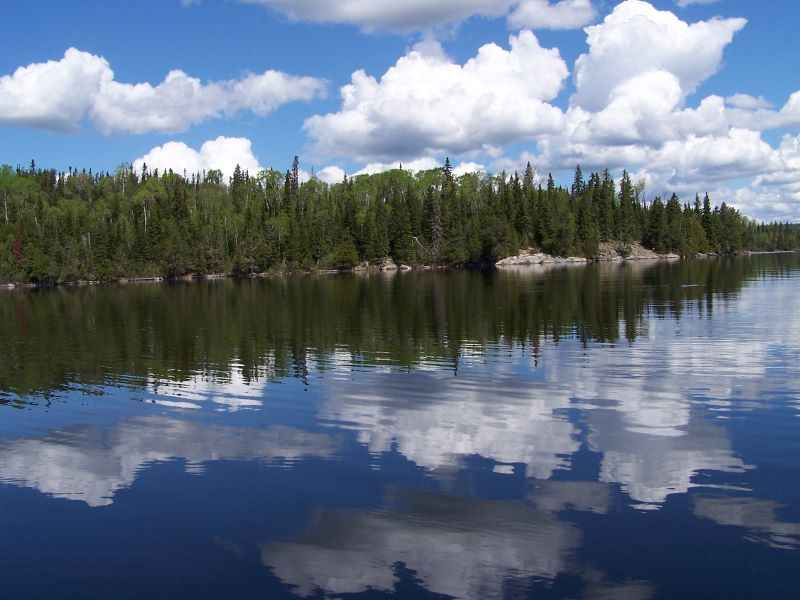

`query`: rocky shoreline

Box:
[496,242,681,268]
[1,248,797,291]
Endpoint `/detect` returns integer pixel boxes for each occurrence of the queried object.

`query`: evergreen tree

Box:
[702,193,714,245]
[616,171,636,246]
[577,194,600,257]
[571,165,585,200]
[422,187,443,263]
[665,193,685,252]
[646,197,667,252]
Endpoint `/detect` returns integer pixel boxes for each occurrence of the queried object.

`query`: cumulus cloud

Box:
[354,157,440,176]
[305,32,568,162]
[0,48,111,131]
[777,91,800,128]
[132,137,262,180]
[245,0,512,32]
[509,0,596,30]
[744,134,800,221]
[133,137,349,187]
[240,0,596,32]
[92,69,326,135]
[315,165,347,184]
[0,48,326,134]
[453,161,487,176]
[571,0,746,111]
[725,94,773,111]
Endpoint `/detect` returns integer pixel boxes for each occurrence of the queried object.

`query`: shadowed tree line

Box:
[2,254,797,399]
[0,160,798,285]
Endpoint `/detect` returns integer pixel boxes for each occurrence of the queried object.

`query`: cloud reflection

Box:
[694,496,800,550]
[323,369,579,479]
[0,417,338,507]
[262,486,652,600]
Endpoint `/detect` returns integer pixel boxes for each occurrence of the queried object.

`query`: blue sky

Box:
[1,0,799,220]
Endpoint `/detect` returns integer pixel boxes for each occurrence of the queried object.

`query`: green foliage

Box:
[327,239,361,269]
[0,160,796,284]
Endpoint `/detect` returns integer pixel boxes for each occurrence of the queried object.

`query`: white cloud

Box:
[241,0,596,32]
[350,157,486,177]
[244,0,513,32]
[354,157,440,176]
[315,165,347,184]
[649,129,780,184]
[0,48,326,134]
[509,0,596,30]
[453,161,487,176]
[0,48,111,131]
[778,91,800,127]
[745,134,800,221]
[133,137,262,180]
[725,94,772,111]
[572,0,746,111]
[572,70,686,146]
[305,32,568,162]
[92,69,325,135]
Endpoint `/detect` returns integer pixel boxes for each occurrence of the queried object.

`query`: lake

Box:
[1,255,799,599]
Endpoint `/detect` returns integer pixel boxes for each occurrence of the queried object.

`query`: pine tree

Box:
[617,171,636,246]
[441,161,467,264]
[422,187,442,263]
[523,162,535,193]
[597,170,615,241]
[290,156,300,197]
[389,191,413,263]
[577,194,599,257]
[702,193,714,245]
[571,165,585,200]
[665,193,685,252]
[645,197,667,252]
[366,196,389,261]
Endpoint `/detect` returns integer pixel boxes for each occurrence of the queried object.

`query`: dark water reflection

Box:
[0,256,799,599]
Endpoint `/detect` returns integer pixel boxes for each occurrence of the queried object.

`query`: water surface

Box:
[1,256,799,599]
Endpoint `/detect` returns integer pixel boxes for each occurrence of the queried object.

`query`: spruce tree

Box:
[666,193,685,252]
[617,171,636,246]
[422,187,442,263]
[571,165,585,200]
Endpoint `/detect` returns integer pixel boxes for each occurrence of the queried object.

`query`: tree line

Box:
[1,158,797,284]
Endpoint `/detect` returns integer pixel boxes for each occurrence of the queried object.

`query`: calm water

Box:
[1,256,799,599]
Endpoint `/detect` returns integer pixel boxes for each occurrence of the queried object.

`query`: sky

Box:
[0,0,799,222]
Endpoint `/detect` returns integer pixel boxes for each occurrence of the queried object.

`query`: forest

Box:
[1,158,798,284]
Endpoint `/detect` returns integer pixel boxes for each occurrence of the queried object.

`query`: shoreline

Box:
[1,249,797,292]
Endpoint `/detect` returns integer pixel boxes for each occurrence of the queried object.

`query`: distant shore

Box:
[2,248,797,292]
